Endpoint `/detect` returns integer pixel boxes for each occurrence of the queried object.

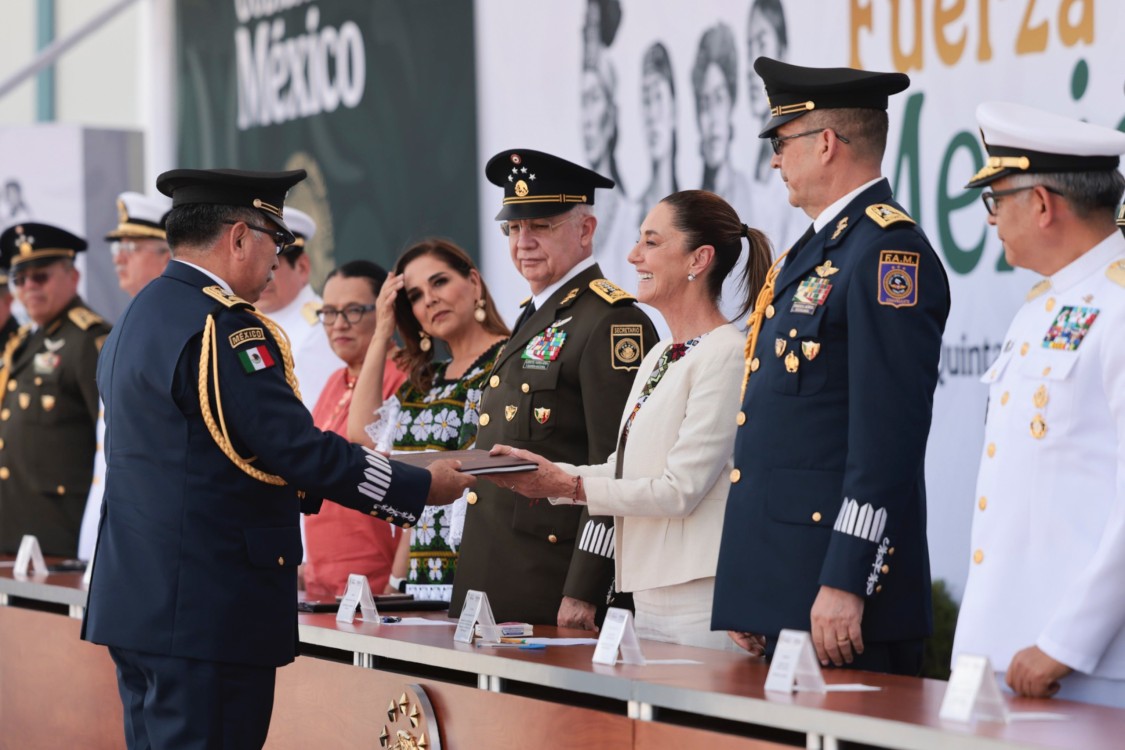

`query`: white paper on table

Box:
[522,637,599,646]
[381,618,456,626]
[621,658,703,665]
[797,684,882,692]
[1006,712,1070,722]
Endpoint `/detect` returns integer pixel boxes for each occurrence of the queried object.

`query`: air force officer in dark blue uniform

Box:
[82,169,474,749]
[712,60,950,675]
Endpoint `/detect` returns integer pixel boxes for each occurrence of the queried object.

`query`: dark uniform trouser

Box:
[109,647,276,750]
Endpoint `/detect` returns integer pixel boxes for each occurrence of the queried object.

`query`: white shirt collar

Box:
[813,177,883,233]
[1048,229,1125,293]
[531,255,596,309]
[174,259,233,295]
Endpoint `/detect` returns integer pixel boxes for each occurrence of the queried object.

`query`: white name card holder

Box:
[336,573,380,624]
[454,589,502,643]
[764,629,827,693]
[940,654,1009,723]
[592,607,646,666]
[14,534,48,577]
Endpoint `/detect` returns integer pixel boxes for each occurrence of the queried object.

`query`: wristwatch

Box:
[389,575,407,593]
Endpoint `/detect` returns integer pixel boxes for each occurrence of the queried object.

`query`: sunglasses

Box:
[11,268,58,287]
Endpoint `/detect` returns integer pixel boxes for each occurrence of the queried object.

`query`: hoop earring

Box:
[474,298,487,323]
[419,331,432,352]
[687,273,696,282]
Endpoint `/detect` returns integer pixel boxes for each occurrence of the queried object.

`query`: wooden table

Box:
[3,562,1123,749]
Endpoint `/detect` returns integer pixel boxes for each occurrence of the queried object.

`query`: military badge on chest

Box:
[790,276,832,315]
[1042,305,1098,351]
[34,338,65,375]
[522,318,570,370]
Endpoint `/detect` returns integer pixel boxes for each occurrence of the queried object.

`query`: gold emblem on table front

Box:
[379,684,442,750]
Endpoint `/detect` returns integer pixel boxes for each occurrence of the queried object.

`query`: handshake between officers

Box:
[81,168,474,750]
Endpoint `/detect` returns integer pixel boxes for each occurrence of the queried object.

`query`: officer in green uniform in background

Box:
[0,222,111,556]
[451,148,657,629]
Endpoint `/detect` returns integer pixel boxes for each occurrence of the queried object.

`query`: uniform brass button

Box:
[521,383,530,393]
[99,407,105,418]
[1000,391,1010,406]
[888,547,895,556]
[1,409,9,421]
[987,442,996,458]
[92,476,100,485]
[489,375,500,388]
[402,524,412,530]
[1030,415,1047,439]
[875,585,883,593]
[973,549,984,564]
[789,328,797,338]
[735,411,746,426]
[811,511,822,523]
[5,381,14,392]
[730,468,741,483]
[765,304,775,319]
[34,377,42,386]
[1019,342,1029,356]
[96,442,103,452]
[479,413,491,426]
[0,438,5,450]
[369,510,379,516]
[750,357,760,372]
[56,485,65,495]
[548,534,558,544]
[1045,297,1056,312]
[1033,385,1049,409]
[277,556,285,566]
[881,564,890,574]
[978,496,987,511]
[1042,366,1051,377]
[466,491,478,505]
[0,467,9,480]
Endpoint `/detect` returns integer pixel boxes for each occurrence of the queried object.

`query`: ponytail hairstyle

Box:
[391,238,509,393]
[659,190,773,320]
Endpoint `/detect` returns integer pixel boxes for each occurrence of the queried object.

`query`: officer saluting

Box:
[452,149,657,628]
[712,60,950,674]
[0,222,110,556]
[82,168,473,749]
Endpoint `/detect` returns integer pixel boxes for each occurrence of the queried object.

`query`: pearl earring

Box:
[687,273,696,282]
[419,331,432,352]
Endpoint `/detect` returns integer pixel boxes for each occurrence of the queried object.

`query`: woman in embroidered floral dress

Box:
[489,191,772,649]
[302,261,408,597]
[349,239,508,602]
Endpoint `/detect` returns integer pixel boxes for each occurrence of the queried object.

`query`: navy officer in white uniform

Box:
[82,168,474,749]
[953,103,1125,708]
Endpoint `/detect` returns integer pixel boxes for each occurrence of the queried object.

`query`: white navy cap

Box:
[282,206,316,251]
[967,101,1125,188]
[105,191,173,241]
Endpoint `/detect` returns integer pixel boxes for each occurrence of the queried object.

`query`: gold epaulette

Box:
[201,285,254,309]
[1107,259,1125,288]
[68,307,105,331]
[300,300,320,325]
[1026,279,1051,301]
[588,279,635,305]
[865,204,916,229]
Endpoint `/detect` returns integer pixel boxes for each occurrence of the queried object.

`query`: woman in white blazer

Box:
[488,190,772,649]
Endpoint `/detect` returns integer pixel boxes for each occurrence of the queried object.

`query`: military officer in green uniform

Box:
[0,267,19,349]
[0,222,111,556]
[451,149,658,629]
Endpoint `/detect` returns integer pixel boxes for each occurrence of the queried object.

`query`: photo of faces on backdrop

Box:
[578,0,796,326]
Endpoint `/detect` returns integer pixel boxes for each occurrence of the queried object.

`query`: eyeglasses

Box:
[769,128,850,155]
[500,213,579,239]
[11,267,58,287]
[980,185,1067,216]
[110,239,170,259]
[221,220,293,255]
[316,303,376,326]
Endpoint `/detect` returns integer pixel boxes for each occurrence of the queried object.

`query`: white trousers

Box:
[632,576,737,652]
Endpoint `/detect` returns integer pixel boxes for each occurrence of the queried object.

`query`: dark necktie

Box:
[784,223,816,269]
[512,300,537,334]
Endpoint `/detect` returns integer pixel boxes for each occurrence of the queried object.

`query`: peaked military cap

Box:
[0,221,87,271]
[485,148,614,221]
[280,206,316,254]
[155,168,306,240]
[754,57,910,137]
[966,101,1125,189]
[105,191,172,241]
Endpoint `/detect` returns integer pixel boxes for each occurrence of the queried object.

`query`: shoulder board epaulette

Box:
[865,204,916,229]
[1026,279,1051,301]
[518,295,532,309]
[301,300,320,326]
[201,285,254,310]
[588,279,635,305]
[1107,259,1125,288]
[68,307,105,331]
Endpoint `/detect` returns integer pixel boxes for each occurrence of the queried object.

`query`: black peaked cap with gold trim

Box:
[754,57,910,137]
[966,101,1125,189]
[0,221,87,271]
[156,168,306,239]
[486,149,614,221]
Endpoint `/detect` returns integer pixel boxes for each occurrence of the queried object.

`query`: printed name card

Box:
[335,573,380,624]
[940,654,1009,723]
[454,589,500,643]
[14,535,48,577]
[591,607,645,666]
[764,630,827,694]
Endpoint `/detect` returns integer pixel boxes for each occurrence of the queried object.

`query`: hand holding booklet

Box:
[392,448,538,476]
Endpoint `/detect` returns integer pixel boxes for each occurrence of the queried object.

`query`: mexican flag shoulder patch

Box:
[237,344,275,373]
